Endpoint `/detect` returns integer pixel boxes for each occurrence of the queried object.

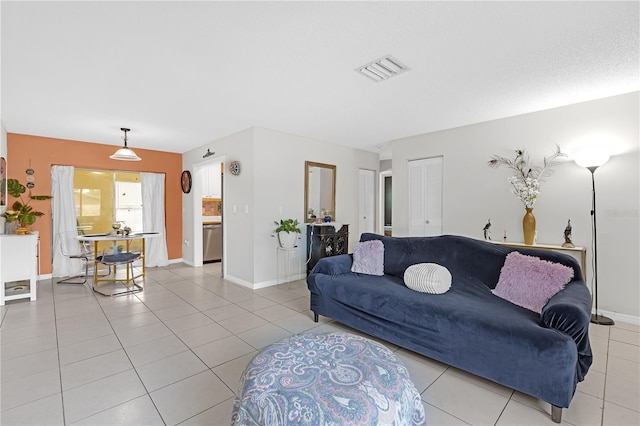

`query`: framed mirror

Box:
[304,161,336,223]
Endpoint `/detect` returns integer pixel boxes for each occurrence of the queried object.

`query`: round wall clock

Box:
[181,170,192,193]
[229,161,241,176]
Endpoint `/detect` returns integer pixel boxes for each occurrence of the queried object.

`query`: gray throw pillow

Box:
[351,240,384,276]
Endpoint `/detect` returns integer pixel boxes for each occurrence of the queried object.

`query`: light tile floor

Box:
[1,263,638,425]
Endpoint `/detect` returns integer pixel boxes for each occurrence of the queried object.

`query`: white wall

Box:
[392,92,640,319]
[252,127,379,286]
[1,123,7,229]
[0,123,6,157]
[182,126,379,288]
[182,128,255,283]
[380,159,392,172]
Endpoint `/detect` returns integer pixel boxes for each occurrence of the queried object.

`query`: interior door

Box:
[359,169,375,236]
[408,157,443,236]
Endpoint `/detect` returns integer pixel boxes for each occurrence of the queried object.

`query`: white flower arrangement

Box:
[489,146,565,209]
[507,176,540,208]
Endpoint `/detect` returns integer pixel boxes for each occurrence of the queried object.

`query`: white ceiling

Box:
[2,1,638,159]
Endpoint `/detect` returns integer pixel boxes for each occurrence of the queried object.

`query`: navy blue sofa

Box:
[307,234,592,423]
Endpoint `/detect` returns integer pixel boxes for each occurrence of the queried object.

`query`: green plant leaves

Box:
[7,178,26,197]
[1,178,52,226]
[274,218,301,233]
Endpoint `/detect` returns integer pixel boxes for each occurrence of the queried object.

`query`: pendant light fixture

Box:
[110,127,141,161]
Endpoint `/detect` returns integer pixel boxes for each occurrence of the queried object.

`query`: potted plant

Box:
[274,218,301,248]
[488,146,565,244]
[1,178,52,234]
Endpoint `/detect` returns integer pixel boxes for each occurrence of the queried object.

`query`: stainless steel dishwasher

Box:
[203,224,222,262]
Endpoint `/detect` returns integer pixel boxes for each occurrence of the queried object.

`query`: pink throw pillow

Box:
[351,240,384,276]
[492,251,574,314]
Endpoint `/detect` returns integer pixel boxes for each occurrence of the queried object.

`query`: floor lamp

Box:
[575,151,614,326]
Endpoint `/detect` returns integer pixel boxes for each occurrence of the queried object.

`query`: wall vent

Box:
[356,55,409,83]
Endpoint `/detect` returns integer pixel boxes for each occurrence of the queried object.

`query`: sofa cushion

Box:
[492,251,574,314]
[351,240,384,275]
[404,263,451,294]
[359,233,507,287]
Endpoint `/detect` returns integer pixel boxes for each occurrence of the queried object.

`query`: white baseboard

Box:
[252,279,278,290]
[225,273,306,290]
[596,309,640,326]
[224,274,256,289]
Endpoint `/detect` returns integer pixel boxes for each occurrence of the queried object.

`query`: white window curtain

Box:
[51,165,81,277]
[141,172,169,267]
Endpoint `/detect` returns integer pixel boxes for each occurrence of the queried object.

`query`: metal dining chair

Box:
[93,250,143,296]
[57,231,91,284]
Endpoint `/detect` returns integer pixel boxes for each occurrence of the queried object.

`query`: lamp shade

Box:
[110,127,141,161]
[574,148,610,169]
[110,147,141,161]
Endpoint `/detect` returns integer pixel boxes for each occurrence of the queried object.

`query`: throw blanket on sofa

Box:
[307,234,593,413]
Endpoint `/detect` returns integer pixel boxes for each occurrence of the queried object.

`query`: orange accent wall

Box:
[6,133,182,274]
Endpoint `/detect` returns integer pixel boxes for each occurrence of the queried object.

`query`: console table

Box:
[492,241,587,281]
[306,223,349,275]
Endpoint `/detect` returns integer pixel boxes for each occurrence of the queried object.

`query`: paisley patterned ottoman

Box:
[231,332,426,425]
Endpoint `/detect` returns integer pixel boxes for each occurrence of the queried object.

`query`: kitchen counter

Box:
[203,215,221,225]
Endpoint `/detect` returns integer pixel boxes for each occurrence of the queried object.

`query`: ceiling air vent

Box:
[356,55,409,83]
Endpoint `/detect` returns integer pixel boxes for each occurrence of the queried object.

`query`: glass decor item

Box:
[112,222,122,236]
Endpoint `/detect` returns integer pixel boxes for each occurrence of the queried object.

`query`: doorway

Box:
[193,157,225,276]
[380,171,392,235]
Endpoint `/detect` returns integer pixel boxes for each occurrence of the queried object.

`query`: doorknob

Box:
[425,220,430,224]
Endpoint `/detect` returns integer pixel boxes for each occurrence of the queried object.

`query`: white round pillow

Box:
[404,263,452,294]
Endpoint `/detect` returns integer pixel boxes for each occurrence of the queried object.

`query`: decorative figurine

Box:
[483,219,492,240]
[562,219,575,248]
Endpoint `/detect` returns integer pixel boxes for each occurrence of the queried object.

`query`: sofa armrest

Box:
[541,281,593,380]
[310,254,353,276]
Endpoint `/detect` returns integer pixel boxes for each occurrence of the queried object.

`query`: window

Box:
[76,188,101,217]
[114,173,143,232]
[74,169,142,234]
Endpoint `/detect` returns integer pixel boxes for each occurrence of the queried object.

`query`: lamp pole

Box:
[588,165,614,326]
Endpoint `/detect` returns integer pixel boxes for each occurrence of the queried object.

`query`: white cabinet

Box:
[200,171,208,197]
[201,163,222,198]
[210,164,221,198]
[1,234,38,305]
